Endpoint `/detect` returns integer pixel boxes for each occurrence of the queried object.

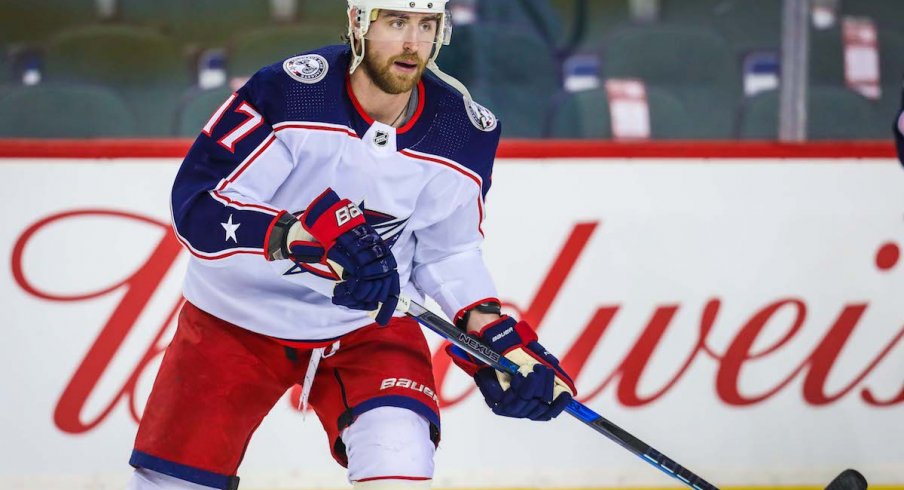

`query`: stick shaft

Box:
[313,258,718,489]
[399,296,720,490]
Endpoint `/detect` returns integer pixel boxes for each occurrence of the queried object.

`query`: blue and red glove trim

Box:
[301,188,366,251]
[446,316,577,395]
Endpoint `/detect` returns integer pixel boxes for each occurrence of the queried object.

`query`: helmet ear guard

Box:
[346,0,452,74]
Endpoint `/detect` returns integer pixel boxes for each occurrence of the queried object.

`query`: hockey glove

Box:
[290,188,400,326]
[446,316,576,421]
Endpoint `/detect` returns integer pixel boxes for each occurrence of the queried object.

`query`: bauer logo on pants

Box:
[380,378,439,404]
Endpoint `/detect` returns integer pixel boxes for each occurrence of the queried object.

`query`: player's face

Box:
[362,10,438,94]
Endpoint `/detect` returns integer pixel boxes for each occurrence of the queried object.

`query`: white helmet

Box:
[346,0,452,74]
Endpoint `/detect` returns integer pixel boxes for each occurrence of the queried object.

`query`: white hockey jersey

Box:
[171,45,502,343]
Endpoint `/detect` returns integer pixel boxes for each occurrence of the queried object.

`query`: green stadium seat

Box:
[878,30,904,89]
[0,50,10,84]
[436,23,480,88]
[550,85,692,139]
[739,86,886,140]
[660,0,727,22]
[0,84,136,137]
[0,0,98,44]
[117,0,274,45]
[810,27,845,87]
[477,0,564,49]
[842,0,904,35]
[463,24,561,138]
[712,0,782,53]
[230,25,344,78]
[660,0,783,55]
[551,0,629,52]
[43,25,191,136]
[811,26,904,88]
[874,29,904,140]
[550,89,612,139]
[176,87,235,137]
[874,91,900,140]
[298,0,348,26]
[603,25,741,138]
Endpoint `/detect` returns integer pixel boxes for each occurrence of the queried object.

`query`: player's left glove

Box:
[267,188,399,326]
[446,316,576,421]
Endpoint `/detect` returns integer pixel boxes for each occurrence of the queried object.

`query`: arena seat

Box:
[0,84,136,137]
[549,88,613,139]
[477,0,564,49]
[711,0,782,53]
[230,25,344,78]
[298,0,348,24]
[811,26,904,91]
[0,49,9,85]
[0,0,98,44]
[44,25,191,136]
[809,26,845,88]
[842,0,904,35]
[659,0,726,22]
[603,25,741,138]
[117,0,274,45]
[435,23,480,88]
[550,0,629,51]
[878,30,904,85]
[549,85,692,139]
[464,24,561,138]
[175,87,236,137]
[740,86,886,140]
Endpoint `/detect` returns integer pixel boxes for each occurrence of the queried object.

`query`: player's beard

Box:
[362,48,427,95]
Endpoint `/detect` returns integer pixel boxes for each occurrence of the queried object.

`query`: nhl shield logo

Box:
[373,130,390,147]
[283,54,329,84]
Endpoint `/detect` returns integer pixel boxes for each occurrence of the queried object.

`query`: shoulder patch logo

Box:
[465,97,498,132]
[284,54,329,84]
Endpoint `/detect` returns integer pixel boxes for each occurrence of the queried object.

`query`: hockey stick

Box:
[292,231,866,490]
[394,296,867,490]
[393,295,719,490]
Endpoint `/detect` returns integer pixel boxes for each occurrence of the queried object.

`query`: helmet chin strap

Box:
[349,35,367,74]
[348,7,368,74]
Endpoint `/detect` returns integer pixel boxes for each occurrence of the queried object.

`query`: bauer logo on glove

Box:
[446,316,577,421]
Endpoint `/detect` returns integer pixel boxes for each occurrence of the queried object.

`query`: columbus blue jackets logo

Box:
[283,203,408,279]
[284,54,329,84]
[465,97,498,132]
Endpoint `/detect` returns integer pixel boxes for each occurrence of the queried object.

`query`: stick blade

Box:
[825,469,868,490]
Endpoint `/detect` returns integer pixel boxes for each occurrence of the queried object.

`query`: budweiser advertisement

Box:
[2,150,903,489]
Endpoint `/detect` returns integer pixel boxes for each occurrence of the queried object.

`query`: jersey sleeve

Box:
[171,72,294,261]
[410,126,502,322]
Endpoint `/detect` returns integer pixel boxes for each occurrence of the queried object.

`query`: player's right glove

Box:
[446,316,576,421]
[283,188,399,326]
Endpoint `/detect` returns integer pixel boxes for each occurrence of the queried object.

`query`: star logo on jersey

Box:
[221,214,240,243]
[283,203,408,279]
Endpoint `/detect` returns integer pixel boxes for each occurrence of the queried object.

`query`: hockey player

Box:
[126,1,576,488]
